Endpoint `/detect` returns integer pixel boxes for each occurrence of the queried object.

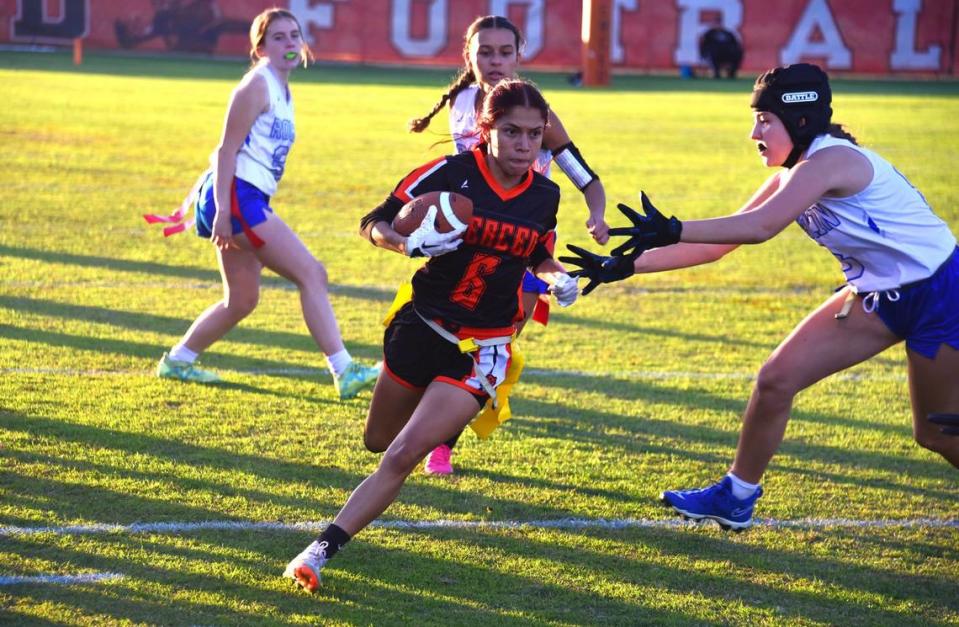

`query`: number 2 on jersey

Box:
[452,252,500,310]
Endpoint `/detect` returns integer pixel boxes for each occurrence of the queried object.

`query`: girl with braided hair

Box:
[410,15,611,475]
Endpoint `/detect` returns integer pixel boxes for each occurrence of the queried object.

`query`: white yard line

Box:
[0,573,124,586]
[0,366,907,382]
[2,517,956,537]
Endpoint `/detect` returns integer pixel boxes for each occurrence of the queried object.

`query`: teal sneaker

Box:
[334,360,381,400]
[156,352,221,384]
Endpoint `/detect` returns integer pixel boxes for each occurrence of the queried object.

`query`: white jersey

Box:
[449,85,552,175]
[796,134,956,291]
[231,62,295,197]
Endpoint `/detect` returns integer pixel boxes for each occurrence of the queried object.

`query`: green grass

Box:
[1,50,957,625]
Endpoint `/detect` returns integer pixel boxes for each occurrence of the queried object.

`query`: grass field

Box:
[1,51,958,625]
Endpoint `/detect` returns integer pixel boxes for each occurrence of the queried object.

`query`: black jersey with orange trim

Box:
[361,145,560,332]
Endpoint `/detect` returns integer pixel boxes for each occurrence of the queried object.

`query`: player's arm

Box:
[360,194,409,254]
[615,148,863,270]
[530,230,579,307]
[634,170,783,273]
[211,74,268,250]
[534,257,579,307]
[544,110,609,244]
[532,257,567,285]
[359,159,462,258]
[676,153,845,245]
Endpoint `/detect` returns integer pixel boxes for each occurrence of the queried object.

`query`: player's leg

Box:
[285,381,480,592]
[907,347,959,466]
[731,289,899,482]
[251,214,379,398]
[339,382,480,532]
[251,214,343,354]
[662,288,900,529]
[158,244,262,383]
[362,370,424,453]
[424,279,538,475]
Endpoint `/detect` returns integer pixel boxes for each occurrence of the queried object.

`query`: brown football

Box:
[392,191,474,236]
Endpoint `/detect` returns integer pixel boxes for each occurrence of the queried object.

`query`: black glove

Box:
[558,244,637,296]
[928,413,959,436]
[608,191,683,257]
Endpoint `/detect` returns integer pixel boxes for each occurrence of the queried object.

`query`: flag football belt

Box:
[414,309,512,407]
[143,169,204,237]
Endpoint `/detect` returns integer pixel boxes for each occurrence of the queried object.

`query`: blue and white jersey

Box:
[449,85,552,175]
[796,134,956,292]
[232,62,295,197]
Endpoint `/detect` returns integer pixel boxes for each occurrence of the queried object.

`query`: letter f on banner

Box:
[13,0,88,41]
[288,0,342,46]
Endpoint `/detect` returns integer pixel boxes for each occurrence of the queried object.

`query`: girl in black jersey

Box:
[411,15,611,475]
[284,80,580,592]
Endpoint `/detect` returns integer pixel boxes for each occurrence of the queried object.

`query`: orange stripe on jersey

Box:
[471,147,533,201]
[425,316,515,340]
[394,156,448,203]
[540,229,557,255]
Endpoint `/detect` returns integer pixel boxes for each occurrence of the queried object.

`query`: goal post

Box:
[581,0,612,86]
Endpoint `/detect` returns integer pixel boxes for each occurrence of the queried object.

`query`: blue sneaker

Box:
[660,477,762,531]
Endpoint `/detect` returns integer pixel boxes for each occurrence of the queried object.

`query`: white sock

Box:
[169,343,198,363]
[726,472,760,500]
[326,349,352,377]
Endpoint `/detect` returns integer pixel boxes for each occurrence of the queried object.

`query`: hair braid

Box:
[827,122,859,145]
[408,67,476,133]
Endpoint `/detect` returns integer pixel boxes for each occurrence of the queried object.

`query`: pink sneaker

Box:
[424,444,453,475]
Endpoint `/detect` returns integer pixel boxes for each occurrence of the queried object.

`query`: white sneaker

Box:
[283,540,328,593]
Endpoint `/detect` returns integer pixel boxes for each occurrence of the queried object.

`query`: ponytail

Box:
[827,123,859,145]
[408,67,476,133]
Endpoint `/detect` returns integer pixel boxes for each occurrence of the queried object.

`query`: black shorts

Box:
[383,303,508,408]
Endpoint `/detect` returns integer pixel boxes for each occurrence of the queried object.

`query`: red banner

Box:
[2,0,956,75]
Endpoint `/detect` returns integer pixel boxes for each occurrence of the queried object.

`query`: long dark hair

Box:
[826,123,859,145]
[476,79,549,142]
[408,15,524,133]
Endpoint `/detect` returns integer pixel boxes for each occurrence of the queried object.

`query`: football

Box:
[392,191,473,236]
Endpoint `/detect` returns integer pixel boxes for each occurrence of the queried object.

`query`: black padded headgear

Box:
[751,63,832,168]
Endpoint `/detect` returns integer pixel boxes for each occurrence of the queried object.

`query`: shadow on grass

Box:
[0,251,773,350]
[0,294,377,357]
[8,521,957,625]
[0,323,379,378]
[434,525,959,625]
[547,308,776,350]
[532,363,912,438]
[6,516,958,625]
[3,528,664,625]
[5,535,280,625]
[0,408,640,528]
[0,244,395,304]
[500,384,955,499]
[0,265,771,351]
